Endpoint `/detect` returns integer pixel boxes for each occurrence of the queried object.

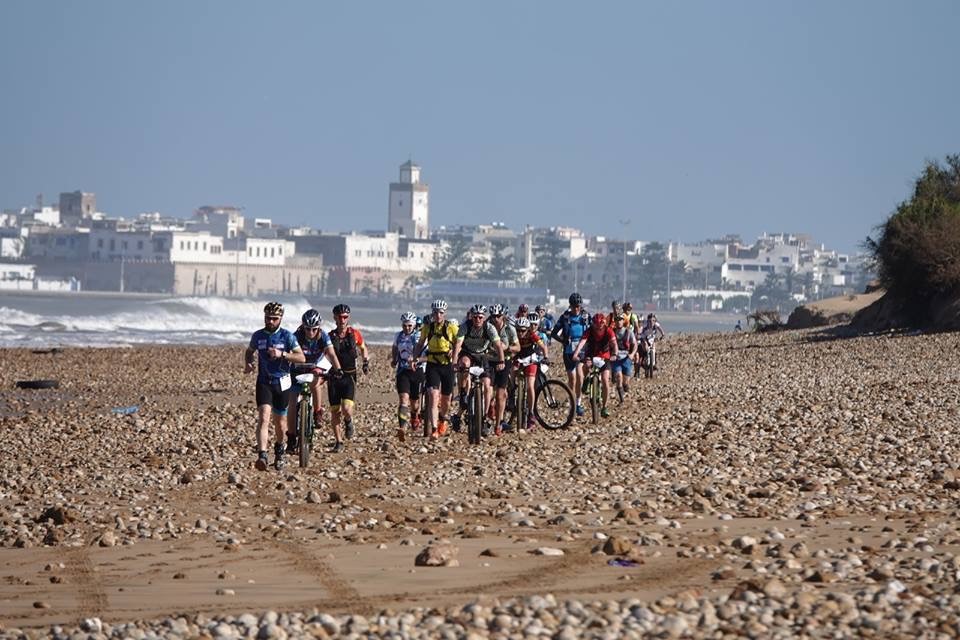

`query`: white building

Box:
[388,160,429,239]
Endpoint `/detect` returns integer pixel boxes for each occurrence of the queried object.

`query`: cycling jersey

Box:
[423,319,459,365]
[552,309,590,355]
[457,321,500,355]
[614,326,636,355]
[249,327,300,385]
[640,320,664,342]
[329,326,364,373]
[490,321,518,361]
[294,326,332,364]
[393,329,420,372]
[517,329,544,359]
[584,326,617,360]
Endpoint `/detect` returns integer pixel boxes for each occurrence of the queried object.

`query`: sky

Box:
[1,1,958,253]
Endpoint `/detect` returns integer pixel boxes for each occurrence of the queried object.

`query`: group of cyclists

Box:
[244,294,664,471]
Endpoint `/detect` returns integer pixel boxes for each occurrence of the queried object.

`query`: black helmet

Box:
[332,303,351,316]
[264,302,284,317]
[301,309,322,328]
[569,293,583,306]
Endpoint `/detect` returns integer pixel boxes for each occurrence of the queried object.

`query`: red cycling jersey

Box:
[584,326,617,360]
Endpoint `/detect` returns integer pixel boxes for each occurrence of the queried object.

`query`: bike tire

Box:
[470,387,483,444]
[517,380,526,432]
[298,398,311,468]
[590,380,599,424]
[535,379,574,430]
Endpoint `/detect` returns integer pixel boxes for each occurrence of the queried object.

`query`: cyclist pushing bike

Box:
[551,293,591,417]
[286,309,342,455]
[513,316,548,430]
[487,303,520,434]
[452,304,504,436]
[572,313,619,419]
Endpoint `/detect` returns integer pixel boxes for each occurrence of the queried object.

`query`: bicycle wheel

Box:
[470,386,483,444]
[589,379,599,424]
[534,379,574,430]
[298,397,311,468]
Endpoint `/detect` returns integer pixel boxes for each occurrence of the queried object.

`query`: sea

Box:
[0,291,744,348]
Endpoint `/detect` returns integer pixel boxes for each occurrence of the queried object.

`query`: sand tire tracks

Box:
[65,547,108,620]
[267,539,377,615]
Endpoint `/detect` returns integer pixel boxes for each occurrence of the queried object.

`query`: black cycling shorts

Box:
[255,381,291,416]
[490,362,510,389]
[460,352,491,378]
[395,368,424,400]
[563,351,583,373]
[425,362,455,396]
[327,373,356,407]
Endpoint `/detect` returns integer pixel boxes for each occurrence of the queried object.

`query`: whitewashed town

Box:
[0,160,869,314]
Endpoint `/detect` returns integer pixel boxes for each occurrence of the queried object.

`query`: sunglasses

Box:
[265,315,281,321]
[306,326,320,331]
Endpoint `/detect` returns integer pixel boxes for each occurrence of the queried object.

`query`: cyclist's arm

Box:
[244,346,256,371]
[452,336,465,364]
[413,331,428,359]
[323,344,342,371]
[550,319,565,345]
[571,336,587,360]
[390,342,399,368]
[285,347,307,364]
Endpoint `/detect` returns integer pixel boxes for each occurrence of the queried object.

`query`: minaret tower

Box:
[388,159,429,239]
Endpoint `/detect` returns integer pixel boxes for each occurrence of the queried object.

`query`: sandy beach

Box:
[2,328,960,637]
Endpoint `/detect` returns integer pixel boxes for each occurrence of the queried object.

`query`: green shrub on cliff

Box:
[868,155,960,310]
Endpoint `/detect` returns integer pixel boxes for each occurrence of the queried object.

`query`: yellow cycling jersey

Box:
[423,319,459,365]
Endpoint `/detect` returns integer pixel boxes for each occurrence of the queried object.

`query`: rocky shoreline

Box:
[2,328,960,637]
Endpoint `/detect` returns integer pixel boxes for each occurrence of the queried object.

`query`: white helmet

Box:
[400,312,417,324]
[431,299,448,312]
[470,304,487,316]
[515,317,531,330]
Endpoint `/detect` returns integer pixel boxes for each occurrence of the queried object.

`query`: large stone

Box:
[415,543,459,567]
[603,536,634,555]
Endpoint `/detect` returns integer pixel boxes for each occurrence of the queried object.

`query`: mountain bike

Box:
[505,354,575,430]
[461,364,487,445]
[292,357,333,468]
[583,356,607,424]
[641,337,657,379]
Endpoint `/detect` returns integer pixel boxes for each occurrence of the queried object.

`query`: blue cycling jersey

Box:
[249,327,300,385]
[393,329,420,372]
[555,310,589,354]
[294,326,332,364]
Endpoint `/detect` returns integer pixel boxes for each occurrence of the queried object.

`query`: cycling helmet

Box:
[535,304,546,314]
[431,299,448,312]
[332,303,351,316]
[647,313,655,320]
[517,303,529,315]
[301,308,322,328]
[515,317,531,330]
[489,303,507,317]
[623,302,633,312]
[527,312,541,323]
[470,304,487,316]
[569,293,583,306]
[264,302,284,317]
[401,312,417,325]
[415,315,424,329]
[593,313,607,327]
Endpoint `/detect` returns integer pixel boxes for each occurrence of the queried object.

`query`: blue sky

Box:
[2,1,958,253]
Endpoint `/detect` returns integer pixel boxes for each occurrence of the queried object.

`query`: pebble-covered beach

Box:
[2,327,960,638]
